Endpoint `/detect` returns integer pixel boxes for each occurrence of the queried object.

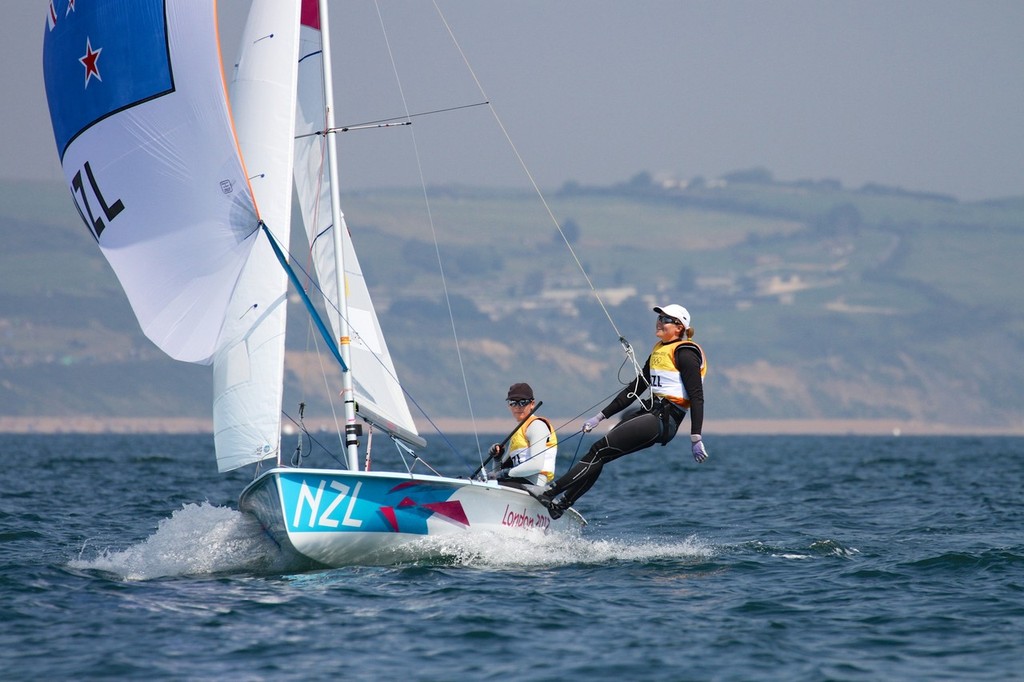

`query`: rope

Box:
[491,386,623,476]
[371,0,482,470]
[430,0,625,346]
[293,101,491,139]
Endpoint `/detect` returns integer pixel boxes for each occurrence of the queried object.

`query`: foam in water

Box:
[68,502,716,578]
[399,531,717,568]
[69,502,283,580]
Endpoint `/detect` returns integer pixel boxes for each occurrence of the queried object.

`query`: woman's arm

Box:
[676,345,704,435]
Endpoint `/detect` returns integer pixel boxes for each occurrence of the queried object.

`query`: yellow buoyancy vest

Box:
[507,415,557,483]
[649,339,707,408]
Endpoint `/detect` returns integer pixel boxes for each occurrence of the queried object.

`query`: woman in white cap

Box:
[538,304,708,518]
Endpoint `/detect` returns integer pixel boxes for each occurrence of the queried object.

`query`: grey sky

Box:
[7,1,1023,201]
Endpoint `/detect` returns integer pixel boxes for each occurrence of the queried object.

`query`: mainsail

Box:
[294,1,421,448]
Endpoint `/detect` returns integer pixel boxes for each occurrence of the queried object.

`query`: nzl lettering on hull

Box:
[279,474,471,535]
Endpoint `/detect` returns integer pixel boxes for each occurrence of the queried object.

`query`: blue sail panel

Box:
[42,0,260,364]
[43,0,173,158]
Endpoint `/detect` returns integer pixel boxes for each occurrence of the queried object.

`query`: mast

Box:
[317,0,360,470]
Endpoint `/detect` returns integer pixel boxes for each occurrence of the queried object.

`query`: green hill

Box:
[2,173,1022,433]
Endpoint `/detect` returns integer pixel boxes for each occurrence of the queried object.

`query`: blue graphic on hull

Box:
[279,474,468,535]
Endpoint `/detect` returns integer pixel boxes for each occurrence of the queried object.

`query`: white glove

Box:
[691,434,709,463]
[582,413,606,433]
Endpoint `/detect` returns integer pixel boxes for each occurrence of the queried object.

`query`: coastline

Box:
[2,416,1022,437]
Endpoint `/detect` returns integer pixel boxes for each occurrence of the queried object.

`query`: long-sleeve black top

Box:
[599,343,704,436]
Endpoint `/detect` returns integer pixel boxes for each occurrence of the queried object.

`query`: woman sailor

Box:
[488,382,558,490]
[538,304,708,518]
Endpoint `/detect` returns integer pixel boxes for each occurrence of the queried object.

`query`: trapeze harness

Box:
[505,415,558,485]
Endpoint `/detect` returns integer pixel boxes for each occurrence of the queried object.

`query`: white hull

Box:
[239,468,585,567]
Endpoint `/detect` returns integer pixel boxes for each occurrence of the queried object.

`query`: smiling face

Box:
[655,313,684,342]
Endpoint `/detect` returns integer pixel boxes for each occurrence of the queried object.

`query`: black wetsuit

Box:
[542,343,704,514]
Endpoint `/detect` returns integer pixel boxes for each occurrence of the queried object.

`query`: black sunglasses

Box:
[657,314,681,325]
[507,399,532,407]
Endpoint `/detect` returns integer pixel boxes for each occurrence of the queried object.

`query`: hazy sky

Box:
[6,1,1023,201]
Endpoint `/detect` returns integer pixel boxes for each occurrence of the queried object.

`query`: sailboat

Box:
[42,0,583,568]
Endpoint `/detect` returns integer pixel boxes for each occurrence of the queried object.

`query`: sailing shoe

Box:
[537,493,565,520]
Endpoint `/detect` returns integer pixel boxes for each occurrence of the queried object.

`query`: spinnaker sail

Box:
[43,0,260,365]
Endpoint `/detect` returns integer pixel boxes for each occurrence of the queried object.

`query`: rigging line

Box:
[430,0,625,347]
[373,0,486,468]
[297,128,452,464]
[282,409,347,467]
[267,231,464,460]
[294,121,409,140]
[551,387,624,436]
[351,101,490,127]
[616,343,652,410]
[261,222,347,372]
[491,386,622,472]
[294,101,491,139]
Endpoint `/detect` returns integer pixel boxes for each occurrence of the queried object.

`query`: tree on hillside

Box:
[627,171,653,189]
[815,203,863,236]
[723,167,774,184]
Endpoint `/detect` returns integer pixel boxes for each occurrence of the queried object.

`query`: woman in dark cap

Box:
[538,304,708,518]
[487,382,558,489]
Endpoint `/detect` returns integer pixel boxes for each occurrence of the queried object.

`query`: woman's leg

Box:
[544,412,662,509]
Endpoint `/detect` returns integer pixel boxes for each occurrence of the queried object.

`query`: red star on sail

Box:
[80,37,102,88]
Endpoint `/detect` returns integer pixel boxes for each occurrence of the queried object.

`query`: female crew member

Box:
[539,304,707,518]
[488,382,558,489]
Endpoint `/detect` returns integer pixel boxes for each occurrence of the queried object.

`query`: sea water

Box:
[1,433,1022,680]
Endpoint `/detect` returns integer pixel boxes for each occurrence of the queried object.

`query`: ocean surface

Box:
[2,433,1022,681]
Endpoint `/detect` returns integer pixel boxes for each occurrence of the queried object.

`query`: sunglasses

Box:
[507,399,532,407]
[657,314,681,325]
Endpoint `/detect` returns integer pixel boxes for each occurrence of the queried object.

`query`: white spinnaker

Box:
[293,8,420,443]
[44,0,259,364]
[212,0,303,472]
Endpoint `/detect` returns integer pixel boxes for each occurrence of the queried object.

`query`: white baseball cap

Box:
[653,304,690,327]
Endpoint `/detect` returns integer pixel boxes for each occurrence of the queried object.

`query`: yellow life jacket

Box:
[649,339,707,408]
[508,415,557,483]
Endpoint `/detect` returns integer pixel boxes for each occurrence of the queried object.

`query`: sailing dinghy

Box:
[43,0,583,568]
